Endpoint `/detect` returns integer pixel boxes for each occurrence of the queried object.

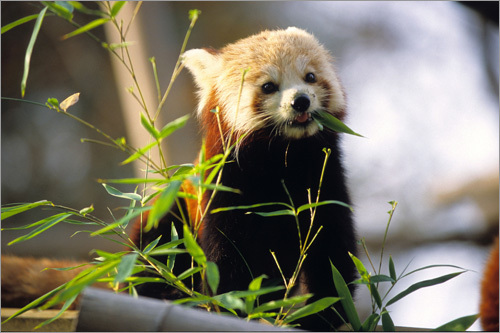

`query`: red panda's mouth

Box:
[288,112,313,126]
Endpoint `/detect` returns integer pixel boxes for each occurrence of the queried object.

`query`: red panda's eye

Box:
[305,72,316,83]
[262,82,278,94]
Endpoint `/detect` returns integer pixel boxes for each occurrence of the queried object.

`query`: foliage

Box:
[1,2,476,331]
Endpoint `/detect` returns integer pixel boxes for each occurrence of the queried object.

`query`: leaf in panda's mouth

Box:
[313,110,363,137]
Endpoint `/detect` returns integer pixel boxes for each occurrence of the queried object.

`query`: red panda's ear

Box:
[182,48,222,116]
[182,48,222,85]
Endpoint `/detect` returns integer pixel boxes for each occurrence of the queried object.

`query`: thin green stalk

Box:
[154,10,200,122]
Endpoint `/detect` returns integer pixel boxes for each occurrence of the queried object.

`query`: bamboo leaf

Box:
[182,224,206,266]
[283,297,340,324]
[330,260,361,331]
[253,294,312,313]
[381,308,395,332]
[62,18,110,40]
[1,200,53,220]
[42,1,73,20]
[120,141,158,165]
[110,1,126,17]
[211,202,293,214]
[141,113,159,139]
[206,261,219,295]
[2,14,40,34]
[432,314,478,331]
[102,183,141,201]
[157,115,190,140]
[21,6,48,98]
[7,213,73,245]
[313,110,363,137]
[114,253,138,283]
[361,313,380,331]
[389,256,397,283]
[386,272,465,307]
[145,181,182,231]
[296,200,353,214]
[251,209,295,217]
[177,267,202,281]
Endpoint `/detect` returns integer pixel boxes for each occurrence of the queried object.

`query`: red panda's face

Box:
[183,27,346,141]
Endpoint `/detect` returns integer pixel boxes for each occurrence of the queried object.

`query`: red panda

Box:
[479,237,499,331]
[132,27,358,331]
[1,28,358,331]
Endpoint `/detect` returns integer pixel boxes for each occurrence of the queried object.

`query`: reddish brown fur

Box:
[480,237,499,331]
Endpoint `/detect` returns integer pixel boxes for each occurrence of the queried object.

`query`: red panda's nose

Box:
[291,95,310,112]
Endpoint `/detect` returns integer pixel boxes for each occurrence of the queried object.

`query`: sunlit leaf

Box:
[110,1,126,17]
[1,200,53,220]
[114,253,138,283]
[62,18,110,40]
[182,224,205,266]
[1,14,40,34]
[59,92,80,112]
[283,297,340,324]
[206,261,219,295]
[386,271,465,306]
[313,110,363,137]
[102,183,141,201]
[145,181,182,231]
[7,213,73,245]
[21,6,48,97]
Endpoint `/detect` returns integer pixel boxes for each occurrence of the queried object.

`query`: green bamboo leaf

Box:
[1,200,53,220]
[141,113,159,139]
[68,1,104,16]
[167,222,179,271]
[102,183,141,201]
[313,110,363,137]
[114,253,138,283]
[296,200,353,214]
[42,1,73,20]
[21,6,48,98]
[389,256,397,283]
[142,235,161,254]
[2,14,40,34]
[381,308,395,332]
[43,260,119,308]
[228,286,284,299]
[330,260,361,331]
[371,284,383,309]
[145,181,182,231]
[349,252,369,281]
[211,202,293,214]
[251,209,295,217]
[283,297,340,324]
[34,293,78,329]
[157,115,190,140]
[206,261,220,295]
[245,275,266,314]
[370,274,395,283]
[7,213,73,245]
[361,313,380,331]
[91,206,150,236]
[432,314,478,331]
[400,264,468,279]
[253,294,312,313]
[62,18,110,40]
[110,1,126,17]
[177,266,203,281]
[120,141,158,165]
[182,224,206,266]
[386,272,465,307]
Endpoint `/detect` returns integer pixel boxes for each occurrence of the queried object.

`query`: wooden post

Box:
[76,288,299,332]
